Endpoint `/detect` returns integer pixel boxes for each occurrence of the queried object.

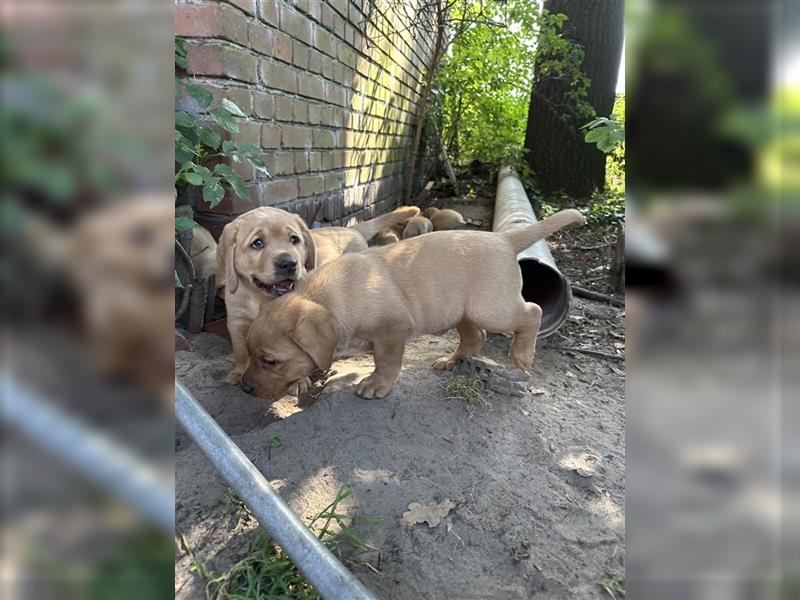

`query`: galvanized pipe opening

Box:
[493,167,573,337]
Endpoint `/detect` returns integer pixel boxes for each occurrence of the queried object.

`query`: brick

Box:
[308,0,322,23]
[297,73,325,100]
[337,43,356,69]
[314,28,336,58]
[333,63,345,84]
[274,31,293,63]
[196,84,252,116]
[321,3,335,30]
[294,151,309,173]
[326,84,345,107]
[333,107,345,127]
[309,152,322,170]
[292,40,309,69]
[298,175,324,197]
[249,22,274,56]
[259,0,279,26]
[293,99,308,122]
[253,91,274,118]
[175,3,221,38]
[324,172,342,192]
[319,105,334,126]
[308,49,323,74]
[321,152,334,170]
[332,150,344,169]
[274,95,293,121]
[273,152,294,175]
[261,179,298,205]
[281,125,312,148]
[261,124,281,148]
[219,4,249,44]
[307,103,321,124]
[321,59,334,80]
[280,5,312,45]
[187,43,258,83]
[232,121,261,147]
[226,0,256,15]
[260,60,297,93]
[313,129,336,149]
[334,13,346,39]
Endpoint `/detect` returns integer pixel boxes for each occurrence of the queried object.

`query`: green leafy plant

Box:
[205,487,371,600]
[174,38,269,225]
[583,117,624,154]
[265,436,283,460]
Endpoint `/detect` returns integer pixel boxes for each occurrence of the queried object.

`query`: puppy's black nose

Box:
[274,255,297,272]
[240,381,254,395]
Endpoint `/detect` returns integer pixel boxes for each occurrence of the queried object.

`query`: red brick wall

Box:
[176,0,436,232]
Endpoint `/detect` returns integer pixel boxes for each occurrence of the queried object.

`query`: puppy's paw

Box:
[354,375,394,399]
[287,376,312,397]
[511,356,533,371]
[432,355,458,371]
[225,370,244,385]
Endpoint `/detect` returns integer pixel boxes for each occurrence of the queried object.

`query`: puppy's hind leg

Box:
[355,337,406,399]
[510,302,542,371]
[432,319,487,370]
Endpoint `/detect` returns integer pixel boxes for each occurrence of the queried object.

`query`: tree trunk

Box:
[523,0,624,199]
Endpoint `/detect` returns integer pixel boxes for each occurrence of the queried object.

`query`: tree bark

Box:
[523,0,624,199]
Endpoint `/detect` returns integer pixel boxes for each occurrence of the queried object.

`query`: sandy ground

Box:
[175,186,625,599]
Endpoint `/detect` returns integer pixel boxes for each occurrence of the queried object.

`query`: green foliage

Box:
[174,39,269,213]
[205,487,370,600]
[435,2,595,169]
[583,117,624,154]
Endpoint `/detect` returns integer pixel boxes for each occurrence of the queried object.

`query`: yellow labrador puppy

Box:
[423,207,466,230]
[371,228,401,246]
[242,209,584,400]
[219,205,419,383]
[401,216,433,239]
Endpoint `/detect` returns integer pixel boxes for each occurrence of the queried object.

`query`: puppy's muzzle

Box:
[240,380,255,395]
[274,254,297,274]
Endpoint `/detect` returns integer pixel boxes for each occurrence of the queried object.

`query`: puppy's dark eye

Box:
[289,235,300,245]
[261,357,278,368]
[250,239,264,250]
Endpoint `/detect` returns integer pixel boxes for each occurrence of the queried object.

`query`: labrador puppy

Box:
[219,205,419,383]
[401,216,433,239]
[242,209,584,400]
[423,207,466,230]
[371,228,401,246]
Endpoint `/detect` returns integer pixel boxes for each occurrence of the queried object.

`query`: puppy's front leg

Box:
[355,337,406,399]
[225,319,251,384]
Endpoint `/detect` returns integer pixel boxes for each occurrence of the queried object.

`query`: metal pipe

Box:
[493,167,573,337]
[175,381,378,600]
[1,372,174,533]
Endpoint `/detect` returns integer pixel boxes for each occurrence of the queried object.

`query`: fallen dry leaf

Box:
[401,499,456,528]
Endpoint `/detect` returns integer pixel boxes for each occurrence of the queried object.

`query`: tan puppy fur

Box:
[219,206,419,383]
[372,228,401,246]
[243,209,584,400]
[422,207,439,219]
[190,224,220,285]
[429,207,466,230]
[401,216,433,239]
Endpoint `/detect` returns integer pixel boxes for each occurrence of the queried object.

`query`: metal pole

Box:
[175,380,378,600]
[493,166,574,336]
[1,372,174,533]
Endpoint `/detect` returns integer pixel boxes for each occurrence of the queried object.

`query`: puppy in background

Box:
[423,207,466,231]
[242,209,584,401]
[219,205,418,384]
[402,216,433,239]
[371,228,400,246]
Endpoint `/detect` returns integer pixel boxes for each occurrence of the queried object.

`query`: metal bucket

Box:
[493,167,572,337]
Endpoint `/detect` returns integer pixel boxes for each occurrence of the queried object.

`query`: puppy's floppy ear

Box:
[289,302,339,371]
[293,214,316,272]
[217,222,240,293]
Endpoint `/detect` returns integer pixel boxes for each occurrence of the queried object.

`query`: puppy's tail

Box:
[500,209,585,254]
[351,206,420,240]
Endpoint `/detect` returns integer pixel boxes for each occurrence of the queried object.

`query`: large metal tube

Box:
[175,381,378,600]
[493,167,573,337]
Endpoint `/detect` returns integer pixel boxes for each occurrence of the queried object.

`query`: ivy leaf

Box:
[184,84,213,109]
[209,108,239,133]
[214,164,250,200]
[197,127,221,149]
[175,215,198,231]
[222,140,237,154]
[202,176,225,207]
[183,172,204,186]
[221,97,247,117]
[175,270,184,288]
[249,156,270,177]
[175,40,187,69]
[237,143,261,155]
[176,111,199,129]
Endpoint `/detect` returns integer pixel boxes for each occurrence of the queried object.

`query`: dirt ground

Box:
[175,177,625,599]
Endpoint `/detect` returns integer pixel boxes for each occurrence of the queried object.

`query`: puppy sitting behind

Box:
[242,209,584,401]
[218,205,418,384]
[401,216,433,239]
[423,207,466,230]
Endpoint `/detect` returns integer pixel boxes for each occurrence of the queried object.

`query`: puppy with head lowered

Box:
[242,209,584,400]
[218,205,419,384]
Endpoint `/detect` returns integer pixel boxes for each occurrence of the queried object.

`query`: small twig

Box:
[572,285,625,307]
[576,240,613,251]
[546,346,625,362]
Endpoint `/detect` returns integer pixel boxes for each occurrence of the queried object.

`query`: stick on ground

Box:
[571,285,625,307]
